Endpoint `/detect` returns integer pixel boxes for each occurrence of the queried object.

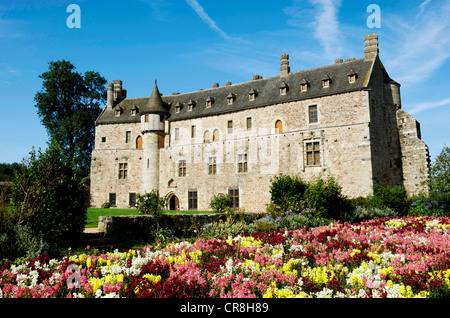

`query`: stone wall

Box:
[98,214,225,240]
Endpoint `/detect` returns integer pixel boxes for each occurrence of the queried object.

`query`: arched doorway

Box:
[136,136,143,149]
[169,194,180,211]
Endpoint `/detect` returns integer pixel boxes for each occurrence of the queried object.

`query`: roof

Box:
[96,58,377,125]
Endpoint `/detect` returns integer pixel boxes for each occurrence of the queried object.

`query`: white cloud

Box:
[417,0,432,18]
[407,97,450,114]
[383,1,450,86]
[185,0,230,41]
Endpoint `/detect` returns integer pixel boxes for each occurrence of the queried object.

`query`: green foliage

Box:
[430,145,450,194]
[340,206,399,223]
[371,182,410,215]
[137,190,166,218]
[269,174,307,213]
[279,213,332,230]
[9,141,88,253]
[101,202,111,209]
[209,194,233,214]
[202,219,249,238]
[34,60,106,178]
[408,196,449,216]
[0,163,20,181]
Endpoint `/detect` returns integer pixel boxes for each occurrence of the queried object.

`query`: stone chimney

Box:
[213,83,219,88]
[280,54,290,77]
[253,75,263,81]
[364,33,379,61]
[113,80,124,103]
[225,81,232,86]
[107,82,114,108]
[335,58,343,64]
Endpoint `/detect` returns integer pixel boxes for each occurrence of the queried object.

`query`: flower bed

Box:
[1,216,450,298]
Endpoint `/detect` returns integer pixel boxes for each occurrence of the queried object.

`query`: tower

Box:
[140,81,170,194]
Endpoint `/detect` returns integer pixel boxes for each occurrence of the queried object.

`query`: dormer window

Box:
[175,102,182,113]
[348,69,358,83]
[248,88,256,101]
[131,105,139,116]
[206,96,213,108]
[187,100,195,111]
[114,106,123,117]
[280,82,288,95]
[322,75,331,88]
[300,79,309,92]
[227,93,235,105]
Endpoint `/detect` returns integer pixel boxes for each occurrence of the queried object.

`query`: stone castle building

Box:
[90,34,430,212]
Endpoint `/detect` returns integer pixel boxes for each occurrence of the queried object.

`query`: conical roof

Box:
[141,82,169,115]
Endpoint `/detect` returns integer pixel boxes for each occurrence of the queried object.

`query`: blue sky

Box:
[0,0,449,164]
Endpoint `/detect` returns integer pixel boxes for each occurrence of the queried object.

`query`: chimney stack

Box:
[280,54,290,77]
[113,80,123,103]
[213,82,219,88]
[225,81,232,86]
[364,33,379,61]
[107,82,114,108]
[335,58,343,64]
[253,75,263,81]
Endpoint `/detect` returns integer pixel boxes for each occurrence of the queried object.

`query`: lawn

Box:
[85,208,211,228]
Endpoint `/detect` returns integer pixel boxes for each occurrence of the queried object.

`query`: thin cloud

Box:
[417,0,432,18]
[407,97,450,114]
[185,0,230,40]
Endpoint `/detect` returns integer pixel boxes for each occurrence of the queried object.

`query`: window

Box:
[322,75,331,88]
[109,193,116,207]
[204,131,210,143]
[275,120,283,134]
[213,129,219,142]
[249,89,256,101]
[129,193,136,207]
[348,74,356,83]
[227,120,233,134]
[175,106,181,113]
[101,137,106,143]
[136,136,143,149]
[131,109,137,116]
[206,97,213,108]
[300,79,309,92]
[145,114,149,122]
[119,163,128,179]
[208,157,217,175]
[175,128,180,141]
[228,188,239,208]
[280,82,288,95]
[306,142,320,166]
[179,160,186,177]
[238,154,248,173]
[309,105,318,123]
[246,117,252,130]
[188,190,198,210]
[227,93,234,105]
[188,104,193,111]
[126,131,131,143]
[191,125,196,138]
[158,134,164,149]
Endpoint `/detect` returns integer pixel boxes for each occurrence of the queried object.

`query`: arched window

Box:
[136,136,143,149]
[212,129,219,142]
[204,131,210,143]
[275,120,283,134]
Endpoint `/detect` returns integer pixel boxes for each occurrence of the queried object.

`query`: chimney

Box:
[253,75,263,81]
[345,58,356,63]
[213,82,219,88]
[280,54,290,77]
[171,92,180,95]
[364,33,379,61]
[335,58,343,64]
[113,80,123,103]
[107,82,114,108]
[225,81,232,86]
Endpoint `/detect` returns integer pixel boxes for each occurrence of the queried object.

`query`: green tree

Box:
[9,141,89,251]
[34,60,107,178]
[0,163,20,181]
[430,145,450,194]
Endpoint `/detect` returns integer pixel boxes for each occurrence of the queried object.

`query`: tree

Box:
[9,141,89,251]
[34,60,107,178]
[430,145,450,194]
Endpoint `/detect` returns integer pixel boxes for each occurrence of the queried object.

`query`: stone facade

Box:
[90,34,430,212]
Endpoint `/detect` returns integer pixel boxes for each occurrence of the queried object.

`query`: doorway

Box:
[169,194,180,211]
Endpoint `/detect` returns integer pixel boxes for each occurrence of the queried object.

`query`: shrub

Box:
[340,206,398,223]
[137,190,166,217]
[209,194,233,214]
[371,182,410,215]
[9,141,88,253]
[280,212,332,230]
[101,202,111,209]
[408,196,448,216]
[269,174,307,213]
[202,219,249,238]
[303,176,350,219]
[248,216,281,233]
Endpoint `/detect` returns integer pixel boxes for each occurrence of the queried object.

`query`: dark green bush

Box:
[210,194,234,214]
[9,142,88,253]
[371,182,410,215]
[269,174,307,213]
[340,206,399,223]
[137,190,166,217]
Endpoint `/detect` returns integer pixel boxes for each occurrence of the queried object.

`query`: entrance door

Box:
[169,195,180,211]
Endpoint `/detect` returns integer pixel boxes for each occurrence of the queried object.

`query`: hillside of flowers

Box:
[1,215,450,298]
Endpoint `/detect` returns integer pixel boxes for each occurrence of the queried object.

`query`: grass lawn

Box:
[85,208,211,228]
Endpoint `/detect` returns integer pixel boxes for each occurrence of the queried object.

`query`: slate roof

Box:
[96,58,376,125]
